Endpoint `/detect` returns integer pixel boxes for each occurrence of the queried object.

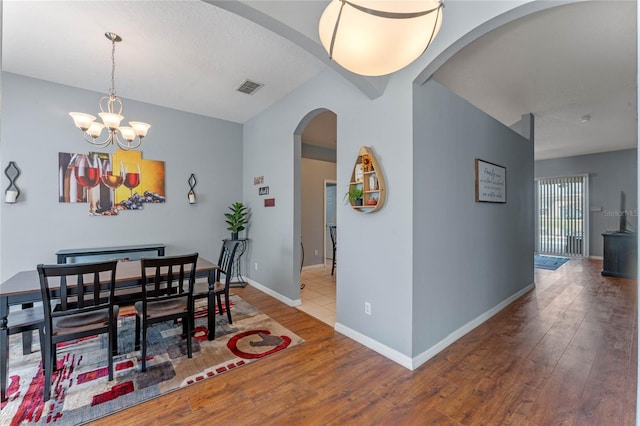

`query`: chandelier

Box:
[318,0,444,76]
[69,32,150,150]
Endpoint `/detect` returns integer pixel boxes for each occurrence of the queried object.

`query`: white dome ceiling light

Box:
[319,0,444,76]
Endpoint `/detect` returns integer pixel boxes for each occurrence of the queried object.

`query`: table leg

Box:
[207,270,216,340]
[21,303,34,355]
[1,296,9,402]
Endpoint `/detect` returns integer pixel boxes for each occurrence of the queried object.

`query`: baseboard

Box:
[244,278,301,307]
[411,282,535,370]
[589,255,603,260]
[334,322,413,369]
[335,283,535,371]
[248,278,535,372]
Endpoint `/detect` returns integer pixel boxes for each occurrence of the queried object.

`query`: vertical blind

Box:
[536,175,586,256]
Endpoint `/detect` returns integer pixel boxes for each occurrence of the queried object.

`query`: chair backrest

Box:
[217,241,240,284]
[329,225,337,248]
[140,253,199,302]
[37,260,119,327]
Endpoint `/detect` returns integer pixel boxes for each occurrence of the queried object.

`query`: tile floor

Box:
[298,265,336,325]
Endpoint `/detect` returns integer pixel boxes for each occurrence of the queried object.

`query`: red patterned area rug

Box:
[0,295,304,425]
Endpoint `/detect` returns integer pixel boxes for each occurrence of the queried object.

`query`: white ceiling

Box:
[433,1,637,160]
[2,1,637,160]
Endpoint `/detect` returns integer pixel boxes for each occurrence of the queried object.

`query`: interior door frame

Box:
[323,179,337,267]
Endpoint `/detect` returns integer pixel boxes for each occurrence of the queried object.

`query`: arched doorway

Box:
[293,109,337,325]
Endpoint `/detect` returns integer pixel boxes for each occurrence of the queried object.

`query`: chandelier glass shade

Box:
[318,0,444,76]
[69,32,150,150]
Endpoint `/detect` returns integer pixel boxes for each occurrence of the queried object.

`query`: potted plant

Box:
[225,202,249,239]
[346,187,364,206]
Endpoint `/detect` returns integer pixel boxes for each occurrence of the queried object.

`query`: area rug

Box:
[0,294,303,425]
[534,254,570,270]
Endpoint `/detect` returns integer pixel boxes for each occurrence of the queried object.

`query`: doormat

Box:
[534,255,570,270]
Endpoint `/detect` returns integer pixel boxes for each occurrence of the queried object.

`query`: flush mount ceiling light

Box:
[69,32,150,150]
[318,0,444,76]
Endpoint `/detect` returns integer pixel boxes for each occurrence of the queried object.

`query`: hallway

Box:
[298,266,336,325]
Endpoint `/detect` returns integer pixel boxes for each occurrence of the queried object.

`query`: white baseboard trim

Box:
[589,255,603,260]
[335,282,535,371]
[245,278,301,307]
[334,322,414,369]
[411,282,535,370]
[301,264,325,271]
[247,277,535,372]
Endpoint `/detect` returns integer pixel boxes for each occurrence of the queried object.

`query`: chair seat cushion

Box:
[52,306,118,336]
[135,298,188,319]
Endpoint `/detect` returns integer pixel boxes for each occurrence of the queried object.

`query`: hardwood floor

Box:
[91,258,636,425]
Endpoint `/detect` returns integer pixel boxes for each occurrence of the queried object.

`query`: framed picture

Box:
[475,159,506,203]
[259,186,269,196]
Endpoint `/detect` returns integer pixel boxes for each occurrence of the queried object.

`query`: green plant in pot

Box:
[225,202,249,239]
[346,187,364,206]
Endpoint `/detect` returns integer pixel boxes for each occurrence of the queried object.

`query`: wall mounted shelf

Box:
[348,146,385,213]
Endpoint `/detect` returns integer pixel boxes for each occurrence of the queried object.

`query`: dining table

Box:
[0,257,220,402]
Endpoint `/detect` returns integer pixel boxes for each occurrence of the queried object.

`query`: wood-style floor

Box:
[91,258,636,425]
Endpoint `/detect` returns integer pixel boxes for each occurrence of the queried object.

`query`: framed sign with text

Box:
[475,159,506,203]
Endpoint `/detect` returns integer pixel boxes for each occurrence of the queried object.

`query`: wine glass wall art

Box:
[58,149,165,216]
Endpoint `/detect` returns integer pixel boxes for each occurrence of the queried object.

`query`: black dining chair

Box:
[37,260,119,402]
[135,253,198,372]
[193,240,239,330]
[1,305,44,402]
[329,225,337,275]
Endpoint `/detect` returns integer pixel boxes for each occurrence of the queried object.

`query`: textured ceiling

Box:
[2,1,636,159]
[433,1,637,160]
[1,0,326,124]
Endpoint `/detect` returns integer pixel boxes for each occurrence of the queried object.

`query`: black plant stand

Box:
[224,238,248,287]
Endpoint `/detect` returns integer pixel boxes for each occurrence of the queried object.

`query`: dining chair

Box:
[135,253,198,372]
[329,225,337,275]
[193,240,239,328]
[1,305,44,402]
[37,259,119,402]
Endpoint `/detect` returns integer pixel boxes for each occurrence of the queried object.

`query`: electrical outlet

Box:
[314,249,318,256]
[365,302,371,315]
[254,262,258,271]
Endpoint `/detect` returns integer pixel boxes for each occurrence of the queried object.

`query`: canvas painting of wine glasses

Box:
[58,150,165,216]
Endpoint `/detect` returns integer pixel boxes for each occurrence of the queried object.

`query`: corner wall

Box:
[412,79,535,357]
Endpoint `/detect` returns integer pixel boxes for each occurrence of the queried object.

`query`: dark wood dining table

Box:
[0,257,220,401]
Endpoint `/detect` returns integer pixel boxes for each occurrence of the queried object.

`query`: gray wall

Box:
[535,148,638,257]
[301,158,336,267]
[413,79,535,354]
[0,72,243,280]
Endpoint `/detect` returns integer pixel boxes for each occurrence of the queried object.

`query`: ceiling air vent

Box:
[236,79,264,95]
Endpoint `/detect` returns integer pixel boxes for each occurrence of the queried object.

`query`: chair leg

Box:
[141,320,147,372]
[43,340,53,402]
[108,330,114,381]
[331,247,336,275]
[112,321,118,356]
[0,328,8,402]
[224,291,232,324]
[134,315,141,351]
[186,315,192,359]
[52,342,58,372]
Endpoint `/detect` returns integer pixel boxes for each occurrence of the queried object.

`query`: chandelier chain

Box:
[110,38,117,97]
